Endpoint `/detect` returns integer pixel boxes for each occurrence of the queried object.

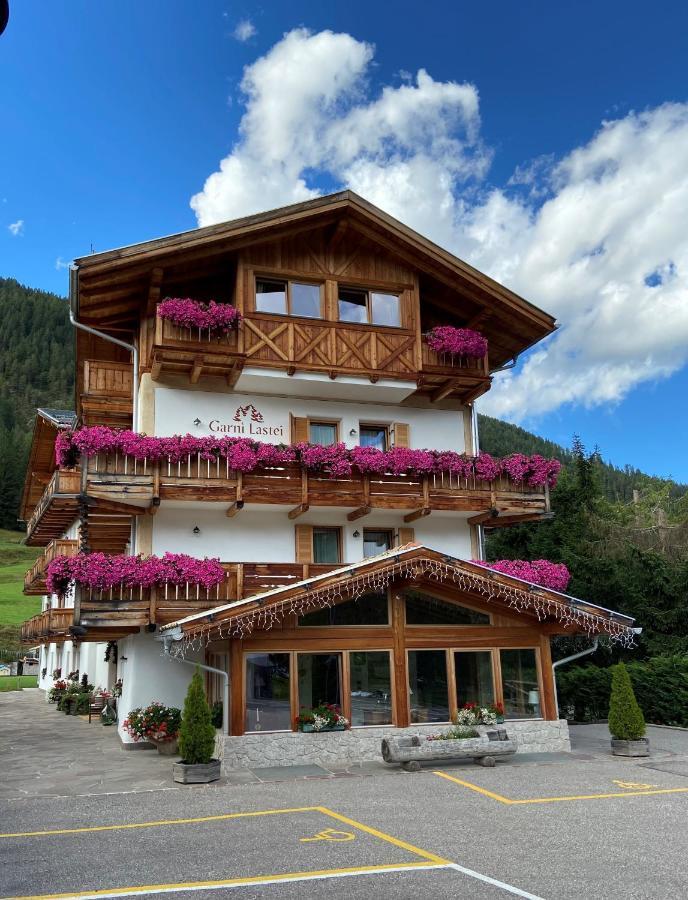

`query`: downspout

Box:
[551,637,599,720]
[470,403,486,560]
[159,630,229,736]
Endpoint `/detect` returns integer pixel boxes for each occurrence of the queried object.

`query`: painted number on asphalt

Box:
[612,780,658,790]
[300,828,356,843]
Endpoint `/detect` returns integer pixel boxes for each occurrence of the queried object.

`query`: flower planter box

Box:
[151,737,179,756]
[299,724,347,733]
[172,759,221,784]
[382,732,517,772]
[611,738,650,757]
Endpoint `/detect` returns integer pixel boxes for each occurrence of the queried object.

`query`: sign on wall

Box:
[209,403,286,439]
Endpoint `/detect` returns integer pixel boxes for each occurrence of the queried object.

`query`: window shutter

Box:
[397,527,415,547]
[295,524,313,563]
[392,422,410,448]
[291,415,309,444]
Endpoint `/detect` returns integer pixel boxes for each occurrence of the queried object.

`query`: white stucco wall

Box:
[152,505,472,563]
[154,387,465,453]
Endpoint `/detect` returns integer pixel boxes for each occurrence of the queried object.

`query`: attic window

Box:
[338,287,401,327]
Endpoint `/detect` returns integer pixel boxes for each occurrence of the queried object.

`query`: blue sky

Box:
[1,1,687,480]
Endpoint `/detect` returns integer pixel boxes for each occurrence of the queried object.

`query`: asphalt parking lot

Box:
[2,692,688,899]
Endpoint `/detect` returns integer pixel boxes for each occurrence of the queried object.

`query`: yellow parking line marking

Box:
[0,807,319,840]
[433,771,688,805]
[3,862,445,900]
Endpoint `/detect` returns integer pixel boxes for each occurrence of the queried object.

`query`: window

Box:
[312,527,341,564]
[245,653,291,732]
[255,278,322,319]
[359,425,388,451]
[298,592,389,626]
[309,421,338,446]
[500,649,540,719]
[455,651,495,709]
[338,287,401,327]
[350,652,393,726]
[404,589,490,626]
[298,653,342,710]
[363,529,394,559]
[408,650,450,723]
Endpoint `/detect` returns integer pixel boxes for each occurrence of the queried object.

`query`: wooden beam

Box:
[467,508,499,526]
[190,356,204,384]
[430,379,461,403]
[403,507,431,523]
[287,503,310,520]
[150,357,162,381]
[225,500,244,518]
[347,505,371,522]
[146,267,164,315]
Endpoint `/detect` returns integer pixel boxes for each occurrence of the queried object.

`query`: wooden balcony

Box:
[75,562,337,634]
[25,469,82,547]
[81,360,133,426]
[21,608,73,644]
[24,539,78,595]
[84,454,550,523]
[149,311,491,402]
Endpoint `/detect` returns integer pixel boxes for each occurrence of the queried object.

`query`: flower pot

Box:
[151,737,179,756]
[611,738,650,757]
[299,723,346,733]
[172,759,221,784]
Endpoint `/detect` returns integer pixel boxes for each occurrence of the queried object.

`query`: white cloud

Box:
[232,19,256,42]
[190,29,688,423]
[55,257,70,270]
[8,219,24,236]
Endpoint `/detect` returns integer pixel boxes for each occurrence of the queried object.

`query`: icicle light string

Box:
[169,557,636,654]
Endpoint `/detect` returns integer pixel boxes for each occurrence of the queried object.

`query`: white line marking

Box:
[447,862,546,899]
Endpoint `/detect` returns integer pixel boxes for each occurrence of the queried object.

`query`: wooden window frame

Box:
[406,647,453,725]
[347,648,395,729]
[311,525,342,565]
[254,275,325,320]
[362,527,395,558]
[337,285,402,328]
[402,587,494,627]
[497,645,545,721]
[243,651,294,735]
[358,423,390,451]
[296,588,392,628]
[308,419,340,445]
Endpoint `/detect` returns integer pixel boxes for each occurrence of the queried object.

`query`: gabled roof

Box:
[161,544,636,646]
[72,191,556,368]
[37,408,77,428]
[19,409,76,522]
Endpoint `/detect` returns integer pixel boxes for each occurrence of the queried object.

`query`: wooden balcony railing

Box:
[20,608,73,644]
[25,469,82,547]
[150,310,491,402]
[85,455,549,522]
[81,360,133,426]
[76,562,338,632]
[24,539,78,595]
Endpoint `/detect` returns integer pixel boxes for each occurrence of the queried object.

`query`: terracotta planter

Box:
[611,737,650,757]
[151,737,179,756]
[172,759,221,784]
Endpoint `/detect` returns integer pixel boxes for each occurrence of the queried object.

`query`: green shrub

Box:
[178,667,216,765]
[608,663,646,740]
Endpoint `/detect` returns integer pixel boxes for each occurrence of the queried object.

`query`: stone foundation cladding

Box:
[218,719,570,771]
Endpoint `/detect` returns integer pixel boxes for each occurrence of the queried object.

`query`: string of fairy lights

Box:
[169,555,636,655]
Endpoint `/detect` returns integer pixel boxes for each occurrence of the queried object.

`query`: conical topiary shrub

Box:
[178,667,216,765]
[608,663,646,741]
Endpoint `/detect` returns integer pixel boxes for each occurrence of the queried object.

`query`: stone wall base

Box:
[219,719,570,771]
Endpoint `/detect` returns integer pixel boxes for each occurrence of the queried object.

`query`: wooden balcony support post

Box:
[347,474,371,521]
[403,475,431,523]
[149,586,157,625]
[190,355,204,384]
[236,563,244,602]
[288,469,310,520]
[226,471,244,517]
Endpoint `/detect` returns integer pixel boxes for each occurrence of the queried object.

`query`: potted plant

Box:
[608,663,648,757]
[489,702,505,724]
[48,679,67,703]
[173,667,221,784]
[123,701,182,754]
[296,703,349,732]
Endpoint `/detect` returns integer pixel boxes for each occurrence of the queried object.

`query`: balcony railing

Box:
[150,310,491,401]
[24,539,78,595]
[25,469,82,547]
[85,455,550,521]
[21,608,73,644]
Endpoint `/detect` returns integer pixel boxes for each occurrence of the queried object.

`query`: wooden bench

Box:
[88,695,106,723]
[381,730,517,771]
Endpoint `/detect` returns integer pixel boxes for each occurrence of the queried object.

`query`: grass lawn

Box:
[0,529,41,649]
[0,675,38,691]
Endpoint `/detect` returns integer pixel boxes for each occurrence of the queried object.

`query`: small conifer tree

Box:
[178,667,216,764]
[608,663,646,741]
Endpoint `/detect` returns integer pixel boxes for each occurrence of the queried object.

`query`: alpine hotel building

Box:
[21,193,636,766]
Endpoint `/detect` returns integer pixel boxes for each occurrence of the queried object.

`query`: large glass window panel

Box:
[312,527,340,564]
[404,589,490,626]
[291,282,321,318]
[359,425,388,450]
[245,653,291,732]
[338,288,368,323]
[500,649,540,719]
[298,653,342,710]
[298,592,389,626]
[363,529,393,559]
[408,650,450,723]
[309,421,338,446]
[455,651,495,709]
[255,279,287,315]
[350,652,393,726]
[370,292,401,327]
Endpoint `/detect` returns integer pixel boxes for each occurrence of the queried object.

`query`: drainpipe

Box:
[69,264,139,430]
[159,630,229,736]
[470,403,486,560]
[551,637,599,720]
